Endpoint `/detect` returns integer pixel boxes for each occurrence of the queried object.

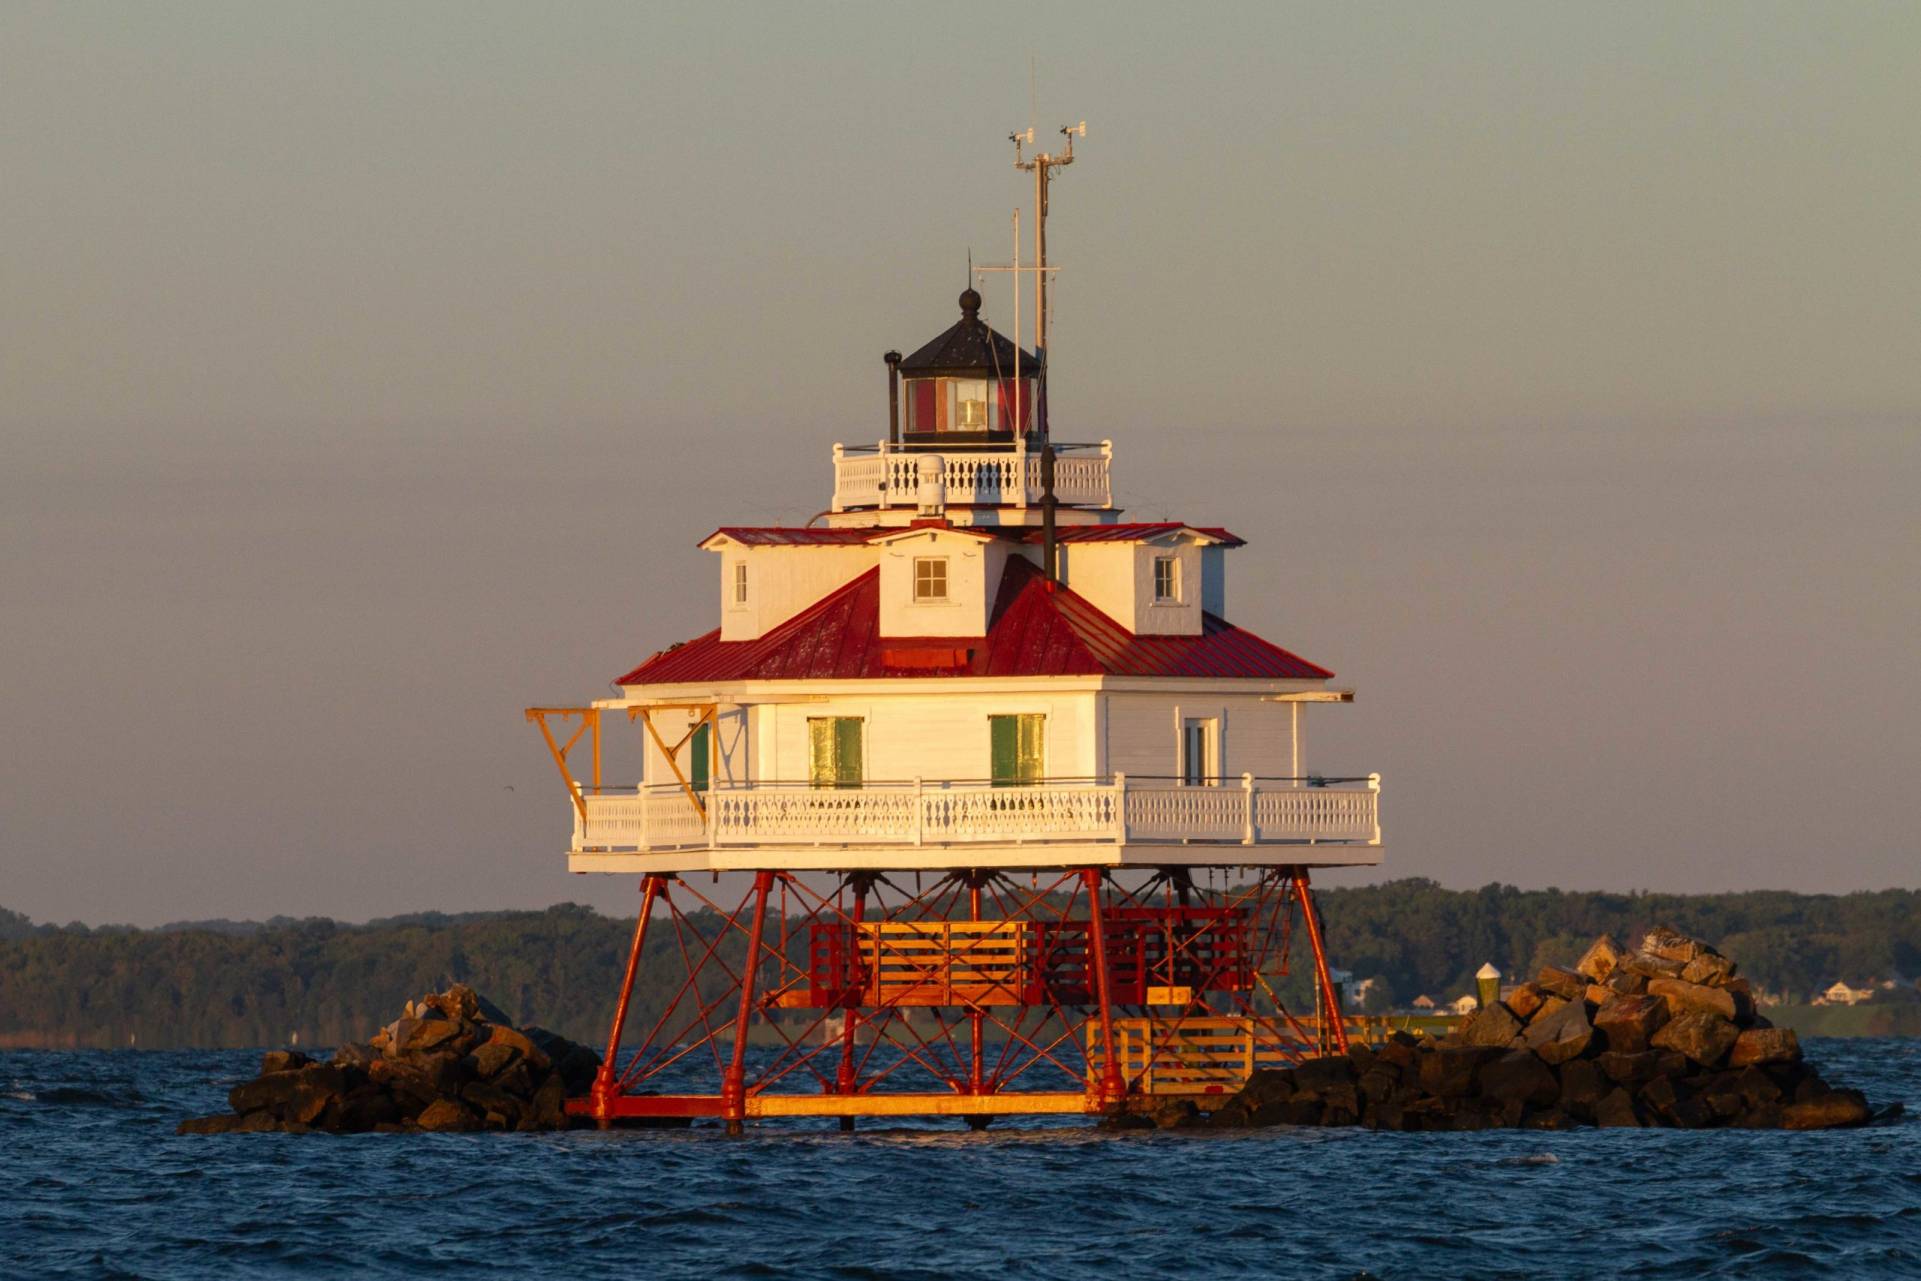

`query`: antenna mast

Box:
[1010,121,1086,417]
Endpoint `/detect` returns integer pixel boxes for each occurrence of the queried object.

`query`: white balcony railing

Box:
[830,440,1113,512]
[572,774,1380,854]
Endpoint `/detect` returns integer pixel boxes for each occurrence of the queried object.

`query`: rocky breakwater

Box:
[178,985,602,1134]
[1205,928,1898,1133]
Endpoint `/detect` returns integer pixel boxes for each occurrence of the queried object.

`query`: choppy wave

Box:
[1,1040,1916,1278]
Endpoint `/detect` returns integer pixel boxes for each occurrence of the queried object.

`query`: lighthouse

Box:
[527,143,1382,1131]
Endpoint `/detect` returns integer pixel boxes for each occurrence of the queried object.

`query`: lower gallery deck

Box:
[564,774,1382,874]
[570,842,1383,874]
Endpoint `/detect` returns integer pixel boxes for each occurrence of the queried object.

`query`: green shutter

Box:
[1019,715,1044,783]
[811,717,863,788]
[991,714,1044,786]
[991,716,1019,786]
[809,719,835,787]
[690,723,710,792]
[835,717,863,787]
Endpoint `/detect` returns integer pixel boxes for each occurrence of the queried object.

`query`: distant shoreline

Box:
[5,883,1917,1049]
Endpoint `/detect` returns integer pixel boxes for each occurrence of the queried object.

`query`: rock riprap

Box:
[1205,928,1896,1132]
[178,984,602,1134]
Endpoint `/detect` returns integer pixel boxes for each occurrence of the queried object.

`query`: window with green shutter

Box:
[689,722,711,792]
[808,717,864,788]
[989,714,1045,786]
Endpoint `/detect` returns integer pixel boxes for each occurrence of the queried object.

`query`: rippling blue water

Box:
[2,1039,1916,1278]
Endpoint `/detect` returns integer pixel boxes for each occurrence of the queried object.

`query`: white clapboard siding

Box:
[720,545,878,641]
[1100,692,1298,781]
[764,690,1095,783]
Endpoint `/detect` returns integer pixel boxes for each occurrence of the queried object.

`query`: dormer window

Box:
[1153,556,1181,604]
[733,561,749,604]
[914,557,948,602]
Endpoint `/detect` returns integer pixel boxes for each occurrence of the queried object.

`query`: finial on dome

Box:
[958,287,981,318]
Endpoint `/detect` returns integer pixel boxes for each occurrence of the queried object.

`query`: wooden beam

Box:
[635,707,710,821]
[526,708,588,821]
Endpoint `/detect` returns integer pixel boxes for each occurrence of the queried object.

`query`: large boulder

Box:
[260,1050,312,1075]
[461,1081,526,1130]
[1574,935,1624,982]
[1456,1002,1524,1048]
[1641,925,1709,965]
[1783,1089,1871,1131]
[1556,1058,1610,1119]
[228,1063,347,1124]
[1680,952,1737,986]
[1527,995,1570,1026]
[280,1065,349,1125]
[331,1085,401,1133]
[1292,1055,1356,1094]
[1144,1098,1202,1130]
[1605,969,1649,996]
[1647,977,1738,1022]
[1503,984,1548,1023]
[401,1017,468,1056]
[1727,1027,1801,1068]
[1357,1065,1402,1104]
[525,1071,570,1131]
[526,1027,602,1095]
[1534,966,1587,1001]
[1477,1050,1560,1107]
[228,1070,306,1117]
[415,1098,480,1133]
[1621,954,1688,983]
[481,1024,552,1072]
[1211,1068,1295,1127]
[1649,1011,1741,1068]
[470,1040,521,1080]
[1592,993,1669,1055]
[330,1041,378,1069]
[1593,1088,1643,1128]
[1418,1046,1504,1098]
[1522,998,1594,1065]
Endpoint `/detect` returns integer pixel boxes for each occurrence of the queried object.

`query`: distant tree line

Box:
[0,881,1915,1050]
[1318,880,1921,1012]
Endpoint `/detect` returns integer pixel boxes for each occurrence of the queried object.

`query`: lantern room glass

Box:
[903,377,1033,436]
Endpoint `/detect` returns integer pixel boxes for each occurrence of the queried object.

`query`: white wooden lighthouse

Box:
[528,138,1382,1131]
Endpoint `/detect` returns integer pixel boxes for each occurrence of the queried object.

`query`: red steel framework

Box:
[574,864,1349,1132]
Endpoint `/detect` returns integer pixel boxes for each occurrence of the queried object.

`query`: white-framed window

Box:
[733,561,749,605]
[808,717,864,789]
[913,556,948,602]
[1182,717,1219,786]
[1153,555,1181,604]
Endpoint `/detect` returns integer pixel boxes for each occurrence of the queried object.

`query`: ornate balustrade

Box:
[830,440,1113,511]
[573,774,1380,854]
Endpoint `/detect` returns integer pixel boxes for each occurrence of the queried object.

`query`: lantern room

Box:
[894,288,1041,445]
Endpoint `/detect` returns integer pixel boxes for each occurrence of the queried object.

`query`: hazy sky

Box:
[3,2,1916,926]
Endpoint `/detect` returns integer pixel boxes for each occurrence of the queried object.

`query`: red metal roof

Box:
[615,558,1330,685]
[1014,523,1245,547]
[701,527,878,546]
